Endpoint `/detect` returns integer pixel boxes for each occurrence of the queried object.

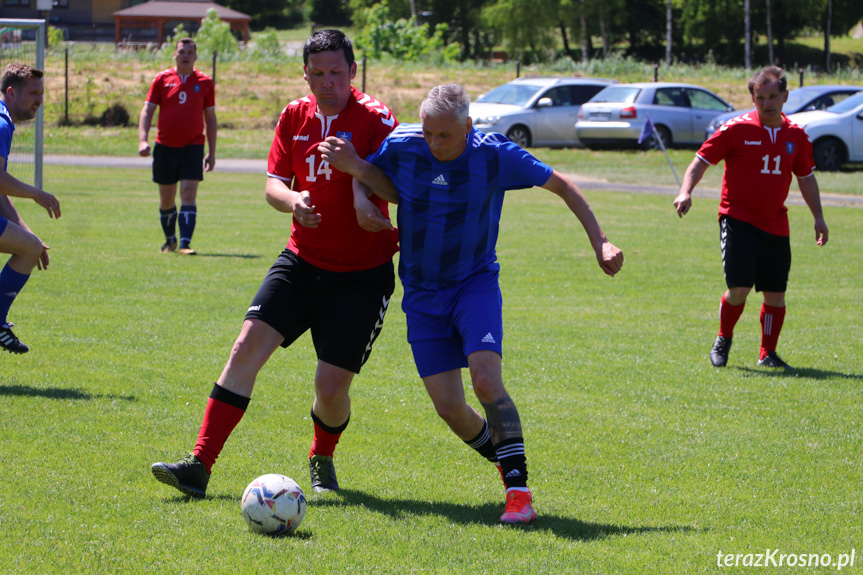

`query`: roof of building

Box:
[113,1,251,22]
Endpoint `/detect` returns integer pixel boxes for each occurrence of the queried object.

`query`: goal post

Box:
[0,18,46,189]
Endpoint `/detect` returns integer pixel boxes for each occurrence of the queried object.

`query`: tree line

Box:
[224,0,863,68]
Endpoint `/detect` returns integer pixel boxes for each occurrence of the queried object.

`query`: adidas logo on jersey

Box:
[481,332,496,344]
[432,174,448,186]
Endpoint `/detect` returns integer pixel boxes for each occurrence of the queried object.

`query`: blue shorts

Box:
[0,216,7,236]
[402,270,503,378]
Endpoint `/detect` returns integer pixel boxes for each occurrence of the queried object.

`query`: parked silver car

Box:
[705,84,863,139]
[787,91,863,171]
[470,77,617,148]
[575,82,734,149]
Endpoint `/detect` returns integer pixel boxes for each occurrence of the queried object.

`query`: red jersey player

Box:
[138,38,216,255]
[151,30,399,498]
[673,66,829,369]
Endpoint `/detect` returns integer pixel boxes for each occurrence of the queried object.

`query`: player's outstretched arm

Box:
[797,174,829,246]
[673,157,710,217]
[541,170,623,277]
[0,166,60,219]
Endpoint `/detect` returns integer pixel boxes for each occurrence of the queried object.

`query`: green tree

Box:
[195,9,239,57]
[355,1,460,62]
[309,0,352,26]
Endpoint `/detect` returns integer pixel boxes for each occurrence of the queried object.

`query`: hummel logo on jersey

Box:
[432,174,448,186]
[293,135,309,141]
[745,140,762,146]
[248,305,261,312]
[482,333,496,344]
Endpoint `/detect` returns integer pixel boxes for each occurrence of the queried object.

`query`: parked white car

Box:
[470,77,617,148]
[788,91,863,171]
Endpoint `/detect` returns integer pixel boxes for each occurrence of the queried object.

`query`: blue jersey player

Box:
[352,84,623,524]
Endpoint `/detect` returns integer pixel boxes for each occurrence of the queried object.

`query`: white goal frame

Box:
[0,18,45,189]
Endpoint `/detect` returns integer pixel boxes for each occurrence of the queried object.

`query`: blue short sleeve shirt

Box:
[0,100,15,171]
[367,126,552,290]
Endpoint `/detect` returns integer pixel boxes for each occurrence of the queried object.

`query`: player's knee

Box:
[19,231,44,261]
[432,399,467,425]
[470,372,505,404]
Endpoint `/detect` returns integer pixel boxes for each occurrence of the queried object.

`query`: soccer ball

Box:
[241,474,307,535]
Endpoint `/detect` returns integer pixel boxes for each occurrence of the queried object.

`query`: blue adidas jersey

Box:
[0,100,15,171]
[367,125,552,290]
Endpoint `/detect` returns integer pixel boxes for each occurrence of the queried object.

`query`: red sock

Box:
[718,295,745,338]
[193,385,249,474]
[309,410,349,458]
[759,304,786,360]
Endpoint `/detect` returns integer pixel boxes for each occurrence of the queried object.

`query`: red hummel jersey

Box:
[267,86,399,272]
[146,68,215,148]
[697,112,815,236]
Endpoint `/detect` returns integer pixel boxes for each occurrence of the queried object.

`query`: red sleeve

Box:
[145,74,161,106]
[792,130,815,177]
[696,125,729,166]
[267,107,294,180]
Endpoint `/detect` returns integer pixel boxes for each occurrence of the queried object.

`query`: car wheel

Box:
[813,138,846,172]
[506,125,531,148]
[642,125,672,150]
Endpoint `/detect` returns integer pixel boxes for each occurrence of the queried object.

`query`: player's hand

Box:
[355,196,394,232]
[597,241,624,277]
[318,137,360,175]
[37,244,49,271]
[204,153,215,172]
[293,191,321,228]
[34,190,61,219]
[138,141,151,157]
[672,192,691,218]
[814,217,829,246]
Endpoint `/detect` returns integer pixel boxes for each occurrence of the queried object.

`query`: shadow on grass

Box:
[197,253,263,259]
[735,367,863,381]
[0,384,135,401]
[311,488,692,541]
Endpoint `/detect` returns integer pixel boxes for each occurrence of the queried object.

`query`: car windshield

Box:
[784,89,819,111]
[588,86,641,104]
[826,91,863,114]
[475,84,543,106]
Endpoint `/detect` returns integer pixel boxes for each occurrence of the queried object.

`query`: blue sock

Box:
[178,205,197,248]
[0,264,30,326]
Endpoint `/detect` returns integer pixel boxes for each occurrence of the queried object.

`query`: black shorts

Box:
[246,249,395,374]
[720,215,791,293]
[152,143,204,185]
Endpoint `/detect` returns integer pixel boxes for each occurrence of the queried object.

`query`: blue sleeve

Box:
[365,137,397,177]
[0,117,12,167]
[497,141,553,190]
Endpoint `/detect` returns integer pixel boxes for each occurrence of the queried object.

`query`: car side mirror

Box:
[536,97,553,108]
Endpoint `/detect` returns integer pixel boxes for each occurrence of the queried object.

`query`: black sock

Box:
[178,204,197,248]
[464,419,498,462]
[496,437,528,488]
[159,206,177,242]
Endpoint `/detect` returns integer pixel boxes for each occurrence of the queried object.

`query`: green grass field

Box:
[1,164,861,574]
